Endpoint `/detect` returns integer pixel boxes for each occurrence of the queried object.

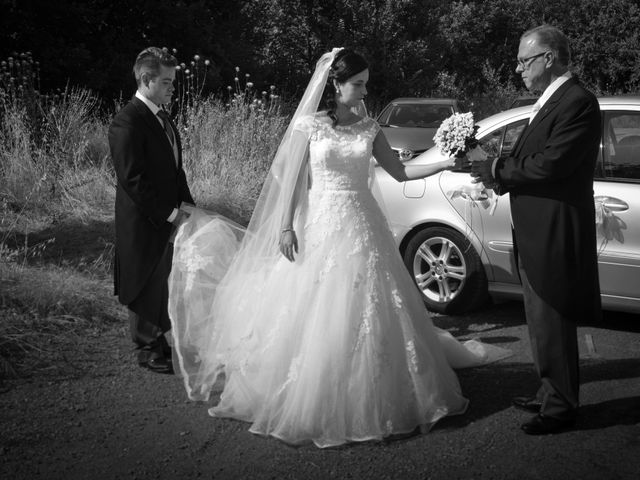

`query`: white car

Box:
[374,97,640,314]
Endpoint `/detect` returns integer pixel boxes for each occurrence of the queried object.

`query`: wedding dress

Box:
[168,113,510,448]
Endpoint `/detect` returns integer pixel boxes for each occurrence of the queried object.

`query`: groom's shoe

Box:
[521,414,575,435]
[137,347,172,374]
[512,396,543,413]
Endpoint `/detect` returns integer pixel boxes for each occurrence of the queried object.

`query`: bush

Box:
[180,70,288,224]
[1,53,114,217]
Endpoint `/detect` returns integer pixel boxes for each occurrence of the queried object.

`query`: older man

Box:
[471,25,601,434]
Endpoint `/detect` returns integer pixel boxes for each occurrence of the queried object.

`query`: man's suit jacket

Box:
[109,97,194,305]
[495,78,601,321]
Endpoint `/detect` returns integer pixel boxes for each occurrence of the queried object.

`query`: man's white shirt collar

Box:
[530,71,572,120]
[135,90,161,116]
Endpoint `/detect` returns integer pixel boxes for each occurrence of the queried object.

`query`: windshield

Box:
[378,104,455,128]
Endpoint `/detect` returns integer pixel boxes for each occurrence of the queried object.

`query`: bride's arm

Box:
[372,130,460,182]
[279,134,310,262]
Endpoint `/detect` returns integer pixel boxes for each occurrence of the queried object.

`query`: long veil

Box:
[168,48,345,401]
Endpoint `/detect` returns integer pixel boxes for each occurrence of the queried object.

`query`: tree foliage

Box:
[1,0,639,110]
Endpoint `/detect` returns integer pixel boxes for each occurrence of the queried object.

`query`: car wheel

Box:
[403,226,488,314]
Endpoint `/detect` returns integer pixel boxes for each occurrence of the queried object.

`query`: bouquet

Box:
[434,112,497,213]
[433,112,487,161]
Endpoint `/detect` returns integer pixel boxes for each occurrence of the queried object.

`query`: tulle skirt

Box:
[169,192,509,448]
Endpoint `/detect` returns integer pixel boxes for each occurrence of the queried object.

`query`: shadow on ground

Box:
[1,216,114,273]
[439,356,640,432]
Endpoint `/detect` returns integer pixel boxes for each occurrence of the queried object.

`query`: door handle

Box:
[594,196,629,212]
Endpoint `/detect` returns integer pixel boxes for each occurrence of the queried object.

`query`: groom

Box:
[109,47,194,373]
[471,25,601,434]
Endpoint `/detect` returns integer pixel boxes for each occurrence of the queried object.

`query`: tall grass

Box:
[0,90,114,218]
[182,85,287,223]
[0,53,288,378]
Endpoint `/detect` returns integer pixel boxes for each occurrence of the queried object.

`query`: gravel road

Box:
[1,301,639,480]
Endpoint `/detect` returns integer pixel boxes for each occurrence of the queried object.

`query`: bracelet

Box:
[282,228,294,233]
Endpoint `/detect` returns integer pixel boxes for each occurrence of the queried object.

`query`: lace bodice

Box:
[295,115,380,192]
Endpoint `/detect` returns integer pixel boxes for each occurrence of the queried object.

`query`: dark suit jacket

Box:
[109,97,194,305]
[495,78,601,321]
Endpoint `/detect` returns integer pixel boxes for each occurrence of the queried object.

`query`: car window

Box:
[377,105,394,125]
[600,111,640,182]
[381,104,454,128]
[478,119,528,159]
[501,120,528,156]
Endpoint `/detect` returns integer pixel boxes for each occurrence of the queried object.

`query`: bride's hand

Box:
[446,155,471,171]
[279,229,298,262]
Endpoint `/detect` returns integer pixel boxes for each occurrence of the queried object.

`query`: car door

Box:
[594,107,640,310]
[439,116,528,285]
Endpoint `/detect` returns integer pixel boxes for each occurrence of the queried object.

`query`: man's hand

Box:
[470,158,497,188]
[279,229,298,262]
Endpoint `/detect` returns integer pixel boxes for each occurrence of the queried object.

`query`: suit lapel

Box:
[514,78,576,156]
[131,97,179,169]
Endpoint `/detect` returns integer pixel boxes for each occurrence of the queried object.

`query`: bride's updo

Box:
[320,49,368,126]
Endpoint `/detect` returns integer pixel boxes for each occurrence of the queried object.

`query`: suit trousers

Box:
[519,259,579,420]
[128,244,172,349]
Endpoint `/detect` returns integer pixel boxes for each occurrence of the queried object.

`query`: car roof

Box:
[597,96,640,106]
[386,97,458,105]
[477,95,640,129]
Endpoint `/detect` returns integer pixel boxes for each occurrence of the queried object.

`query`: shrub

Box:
[180,67,288,224]
[1,52,114,218]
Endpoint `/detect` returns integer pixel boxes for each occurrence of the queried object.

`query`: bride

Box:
[168,48,509,448]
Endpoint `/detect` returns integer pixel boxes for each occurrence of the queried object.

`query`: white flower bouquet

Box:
[434,112,497,212]
[433,112,486,161]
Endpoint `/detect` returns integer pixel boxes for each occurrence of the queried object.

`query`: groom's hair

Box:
[133,47,178,87]
[522,25,571,67]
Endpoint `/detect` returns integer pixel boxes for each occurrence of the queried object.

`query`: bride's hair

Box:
[320,49,368,126]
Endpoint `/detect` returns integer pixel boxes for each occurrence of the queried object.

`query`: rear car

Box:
[376,98,461,161]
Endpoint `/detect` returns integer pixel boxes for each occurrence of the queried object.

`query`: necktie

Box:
[529,101,541,121]
[157,110,175,146]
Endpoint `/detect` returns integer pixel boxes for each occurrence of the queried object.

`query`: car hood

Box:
[380,126,438,151]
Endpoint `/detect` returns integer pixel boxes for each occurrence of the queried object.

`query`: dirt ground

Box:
[1,301,639,480]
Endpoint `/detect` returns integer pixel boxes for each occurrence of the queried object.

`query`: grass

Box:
[0,57,286,379]
[182,94,288,223]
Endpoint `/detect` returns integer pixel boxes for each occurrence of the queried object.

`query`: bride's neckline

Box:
[316,111,367,129]
[335,116,366,128]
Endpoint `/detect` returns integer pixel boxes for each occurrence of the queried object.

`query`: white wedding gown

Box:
[168,115,509,448]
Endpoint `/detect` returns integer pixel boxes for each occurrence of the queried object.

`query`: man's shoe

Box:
[137,349,172,374]
[146,355,173,374]
[512,396,543,413]
[521,414,575,435]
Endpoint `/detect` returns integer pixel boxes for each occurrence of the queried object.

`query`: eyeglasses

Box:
[516,52,548,70]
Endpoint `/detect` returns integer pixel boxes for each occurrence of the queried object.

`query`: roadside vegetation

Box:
[0,53,286,379]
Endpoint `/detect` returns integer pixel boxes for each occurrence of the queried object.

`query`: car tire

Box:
[403,226,488,314]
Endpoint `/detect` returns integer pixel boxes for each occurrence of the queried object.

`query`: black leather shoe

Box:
[521,414,575,435]
[512,396,543,413]
[137,349,172,374]
[146,356,173,374]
